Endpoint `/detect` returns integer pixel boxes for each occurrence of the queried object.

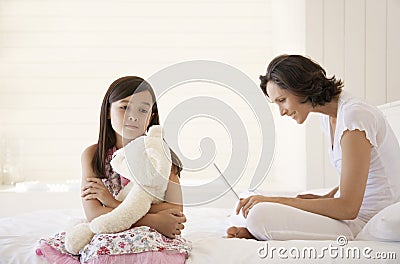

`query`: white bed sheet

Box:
[0,207,399,264]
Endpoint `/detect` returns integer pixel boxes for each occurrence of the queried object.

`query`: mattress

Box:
[1,100,399,263]
[0,206,398,264]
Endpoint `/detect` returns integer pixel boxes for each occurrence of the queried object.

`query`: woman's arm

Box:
[239,129,371,220]
[296,186,339,199]
[80,145,120,222]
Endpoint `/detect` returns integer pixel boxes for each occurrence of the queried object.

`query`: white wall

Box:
[4,0,397,194]
[259,0,307,192]
[305,0,400,189]
[0,0,307,193]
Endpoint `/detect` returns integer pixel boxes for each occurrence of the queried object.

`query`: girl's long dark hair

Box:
[92,76,182,178]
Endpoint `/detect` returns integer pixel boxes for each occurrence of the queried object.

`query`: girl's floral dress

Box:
[36,147,191,263]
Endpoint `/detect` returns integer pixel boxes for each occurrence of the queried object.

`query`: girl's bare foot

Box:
[226,226,255,239]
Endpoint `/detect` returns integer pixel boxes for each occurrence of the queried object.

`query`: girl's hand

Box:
[81,177,120,208]
[236,195,269,218]
[152,208,186,239]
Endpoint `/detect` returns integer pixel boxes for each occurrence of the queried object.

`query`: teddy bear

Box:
[64,125,172,255]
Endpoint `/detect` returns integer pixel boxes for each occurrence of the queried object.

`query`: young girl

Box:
[227,54,400,241]
[37,76,191,263]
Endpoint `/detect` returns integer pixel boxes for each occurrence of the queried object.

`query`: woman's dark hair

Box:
[92,76,182,178]
[259,54,343,107]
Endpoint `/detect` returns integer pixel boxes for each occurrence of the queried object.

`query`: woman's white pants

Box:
[235,202,364,241]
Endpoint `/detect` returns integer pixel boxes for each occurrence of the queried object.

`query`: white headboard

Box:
[378,100,400,143]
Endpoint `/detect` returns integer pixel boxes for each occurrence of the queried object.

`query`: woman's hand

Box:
[151,208,186,239]
[81,177,120,208]
[296,186,339,199]
[296,193,322,199]
[236,195,271,218]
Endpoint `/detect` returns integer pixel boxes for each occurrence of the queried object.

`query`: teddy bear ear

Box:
[147,125,162,138]
[110,148,133,181]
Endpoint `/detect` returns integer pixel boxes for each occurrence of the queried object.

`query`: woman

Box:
[227,54,400,241]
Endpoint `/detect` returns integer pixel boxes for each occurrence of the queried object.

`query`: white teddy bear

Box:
[65,125,172,255]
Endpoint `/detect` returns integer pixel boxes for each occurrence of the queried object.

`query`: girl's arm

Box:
[81,147,185,237]
[132,167,186,238]
[148,167,183,213]
[238,129,371,220]
[80,144,120,222]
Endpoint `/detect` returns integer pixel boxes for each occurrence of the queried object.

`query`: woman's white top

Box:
[321,91,400,223]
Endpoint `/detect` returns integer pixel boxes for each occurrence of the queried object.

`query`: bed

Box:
[1,100,399,264]
[0,205,399,264]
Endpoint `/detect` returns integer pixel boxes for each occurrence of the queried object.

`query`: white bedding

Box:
[1,100,399,263]
[0,207,399,264]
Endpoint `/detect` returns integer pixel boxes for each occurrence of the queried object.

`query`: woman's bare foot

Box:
[226,226,255,239]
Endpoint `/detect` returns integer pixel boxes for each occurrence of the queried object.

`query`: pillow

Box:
[356,201,400,241]
[378,100,400,143]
